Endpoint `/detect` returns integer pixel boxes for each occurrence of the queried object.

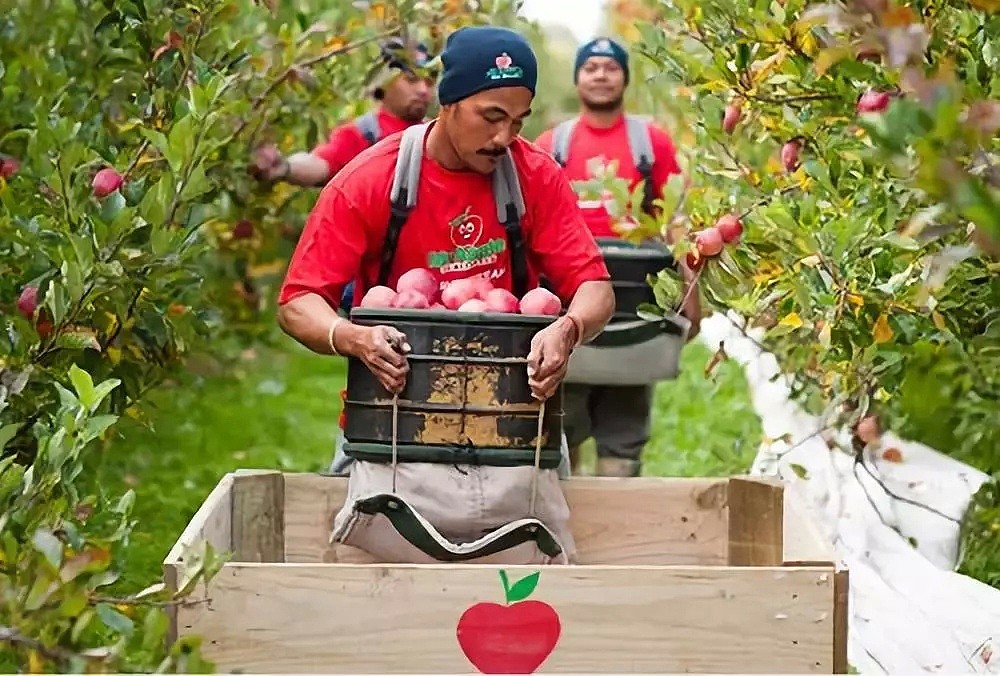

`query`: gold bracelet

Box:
[327,317,345,356]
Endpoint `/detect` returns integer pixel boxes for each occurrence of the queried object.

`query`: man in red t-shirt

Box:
[249,37,437,186]
[535,36,702,478]
[277,26,614,565]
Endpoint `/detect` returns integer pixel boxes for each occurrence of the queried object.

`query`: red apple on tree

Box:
[780,139,802,172]
[16,285,39,319]
[456,570,561,675]
[0,156,19,179]
[715,213,743,244]
[92,167,124,198]
[695,226,725,257]
[685,250,704,272]
[722,100,743,134]
[232,219,255,240]
[856,89,891,114]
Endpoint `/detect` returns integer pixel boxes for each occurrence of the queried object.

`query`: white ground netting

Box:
[698,311,999,675]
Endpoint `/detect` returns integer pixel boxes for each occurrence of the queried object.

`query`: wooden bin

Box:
[164,470,848,675]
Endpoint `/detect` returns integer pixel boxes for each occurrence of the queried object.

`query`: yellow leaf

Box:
[968,0,1000,10]
[750,48,787,84]
[324,36,346,51]
[846,293,864,307]
[28,649,44,674]
[932,311,947,331]
[873,313,894,343]
[107,347,122,366]
[818,321,832,348]
[779,311,804,329]
[752,260,783,285]
[814,46,852,76]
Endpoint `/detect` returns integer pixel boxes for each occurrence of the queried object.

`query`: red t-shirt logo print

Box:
[449,210,485,248]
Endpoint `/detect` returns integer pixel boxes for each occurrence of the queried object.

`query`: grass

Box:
[85,334,762,590]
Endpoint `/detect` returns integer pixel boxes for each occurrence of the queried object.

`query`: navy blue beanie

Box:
[438,26,538,105]
[574,37,630,85]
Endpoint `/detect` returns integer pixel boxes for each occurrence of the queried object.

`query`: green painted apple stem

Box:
[498,569,512,604]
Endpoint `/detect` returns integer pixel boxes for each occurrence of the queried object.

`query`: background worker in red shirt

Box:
[249,37,437,187]
[535,36,702,478]
[276,26,615,565]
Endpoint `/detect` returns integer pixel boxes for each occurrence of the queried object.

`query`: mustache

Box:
[477,148,505,157]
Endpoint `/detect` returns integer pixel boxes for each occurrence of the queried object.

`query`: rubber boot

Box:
[596,457,641,478]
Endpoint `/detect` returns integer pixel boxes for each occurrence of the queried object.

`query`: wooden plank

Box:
[282,473,730,566]
[833,569,849,674]
[231,470,285,563]
[727,477,784,566]
[562,477,729,564]
[177,562,838,674]
[162,472,234,643]
[782,487,836,566]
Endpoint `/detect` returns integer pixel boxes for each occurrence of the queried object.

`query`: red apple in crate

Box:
[484,288,519,313]
[396,268,439,304]
[441,278,480,310]
[458,298,488,313]
[469,275,495,300]
[430,302,446,310]
[457,570,561,675]
[518,288,561,316]
[695,227,724,257]
[391,289,430,309]
[359,285,397,309]
[715,214,743,244]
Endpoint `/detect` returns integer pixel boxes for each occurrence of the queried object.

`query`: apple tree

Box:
[609,0,998,584]
[1,0,517,669]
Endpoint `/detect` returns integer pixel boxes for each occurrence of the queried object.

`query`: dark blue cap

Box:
[438,26,538,105]
[574,36,630,85]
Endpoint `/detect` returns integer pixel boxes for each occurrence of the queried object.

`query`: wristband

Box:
[564,312,585,348]
[327,317,346,356]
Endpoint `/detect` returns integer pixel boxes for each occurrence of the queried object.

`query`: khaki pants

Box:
[331,460,576,565]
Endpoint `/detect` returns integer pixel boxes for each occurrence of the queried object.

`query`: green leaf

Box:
[32,528,63,568]
[56,328,102,353]
[96,602,134,636]
[789,463,809,479]
[68,364,96,409]
[0,423,20,452]
[505,571,540,604]
[71,609,95,643]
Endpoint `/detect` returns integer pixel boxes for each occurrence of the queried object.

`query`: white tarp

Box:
[698,311,999,674]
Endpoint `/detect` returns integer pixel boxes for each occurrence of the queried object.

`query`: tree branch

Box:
[232,29,399,140]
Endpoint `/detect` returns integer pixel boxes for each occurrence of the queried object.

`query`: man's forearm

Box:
[563,280,615,345]
[277,292,367,356]
[284,152,333,187]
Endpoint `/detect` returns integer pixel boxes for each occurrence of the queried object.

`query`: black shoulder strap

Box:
[625,114,656,216]
[492,153,528,297]
[376,122,428,287]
